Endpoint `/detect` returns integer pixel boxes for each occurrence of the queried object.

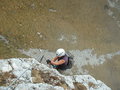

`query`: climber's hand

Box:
[46,59,51,64]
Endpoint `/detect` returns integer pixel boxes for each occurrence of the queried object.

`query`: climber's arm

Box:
[51,59,65,65]
[51,57,58,62]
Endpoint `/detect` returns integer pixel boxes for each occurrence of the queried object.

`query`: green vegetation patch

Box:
[0,41,28,59]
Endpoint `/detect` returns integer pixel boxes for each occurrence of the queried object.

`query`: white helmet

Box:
[56,48,66,57]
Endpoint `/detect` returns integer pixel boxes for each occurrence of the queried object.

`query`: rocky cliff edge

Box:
[0,58,111,90]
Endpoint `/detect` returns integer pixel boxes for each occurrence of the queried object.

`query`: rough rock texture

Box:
[106,0,120,28]
[0,58,111,90]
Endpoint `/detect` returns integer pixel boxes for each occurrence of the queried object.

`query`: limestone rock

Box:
[0,58,111,90]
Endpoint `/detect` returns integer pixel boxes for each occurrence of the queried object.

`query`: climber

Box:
[46,48,69,70]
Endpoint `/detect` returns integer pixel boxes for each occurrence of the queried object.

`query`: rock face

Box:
[0,58,111,90]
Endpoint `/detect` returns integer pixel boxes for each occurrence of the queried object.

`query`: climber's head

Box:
[56,48,66,57]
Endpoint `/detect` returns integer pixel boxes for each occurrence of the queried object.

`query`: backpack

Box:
[66,51,74,69]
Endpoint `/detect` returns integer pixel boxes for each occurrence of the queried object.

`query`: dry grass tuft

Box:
[73,82,87,90]
[0,72,16,86]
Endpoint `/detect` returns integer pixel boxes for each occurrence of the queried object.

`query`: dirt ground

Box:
[0,0,120,89]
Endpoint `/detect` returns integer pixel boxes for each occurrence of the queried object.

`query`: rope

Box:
[7,55,44,90]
